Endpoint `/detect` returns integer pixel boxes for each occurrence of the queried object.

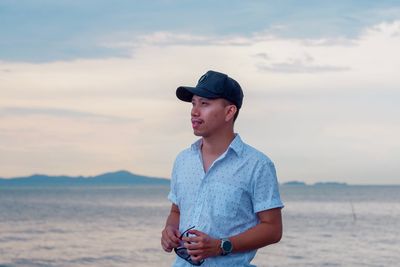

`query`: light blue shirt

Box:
[168,134,284,267]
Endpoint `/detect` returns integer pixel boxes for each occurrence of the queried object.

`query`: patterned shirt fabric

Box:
[168,134,284,267]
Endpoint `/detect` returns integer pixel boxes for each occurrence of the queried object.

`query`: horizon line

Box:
[0,170,399,186]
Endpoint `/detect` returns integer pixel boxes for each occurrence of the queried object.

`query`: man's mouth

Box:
[191,119,203,128]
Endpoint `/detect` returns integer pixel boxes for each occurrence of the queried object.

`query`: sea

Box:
[0,184,399,267]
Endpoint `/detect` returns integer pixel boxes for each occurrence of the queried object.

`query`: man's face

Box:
[190,95,231,137]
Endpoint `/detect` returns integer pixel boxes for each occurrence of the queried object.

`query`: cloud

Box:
[1,20,400,183]
[106,31,257,50]
[367,20,400,36]
[110,32,214,47]
[0,107,138,123]
[257,62,350,73]
[255,54,351,73]
[2,1,400,63]
[253,53,270,60]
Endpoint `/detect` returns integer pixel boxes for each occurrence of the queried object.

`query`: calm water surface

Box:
[0,185,399,267]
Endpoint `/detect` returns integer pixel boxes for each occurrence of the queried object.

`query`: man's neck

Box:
[201,131,235,157]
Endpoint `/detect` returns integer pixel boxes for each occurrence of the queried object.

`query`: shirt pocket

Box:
[209,182,243,219]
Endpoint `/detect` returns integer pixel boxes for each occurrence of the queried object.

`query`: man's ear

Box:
[225,105,237,122]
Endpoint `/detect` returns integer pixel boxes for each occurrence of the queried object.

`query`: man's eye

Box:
[201,102,208,105]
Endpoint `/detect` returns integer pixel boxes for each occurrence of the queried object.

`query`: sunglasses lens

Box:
[175,247,204,266]
[174,226,204,266]
[175,247,189,258]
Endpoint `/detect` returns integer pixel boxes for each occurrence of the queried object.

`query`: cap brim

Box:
[176,86,195,102]
[176,86,220,102]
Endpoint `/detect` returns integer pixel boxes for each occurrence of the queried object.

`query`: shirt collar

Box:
[190,134,244,157]
[229,134,244,156]
[191,139,202,151]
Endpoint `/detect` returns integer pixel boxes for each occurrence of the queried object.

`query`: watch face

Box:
[223,240,232,252]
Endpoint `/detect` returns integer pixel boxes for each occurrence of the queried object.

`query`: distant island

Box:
[282,181,307,186]
[282,181,348,187]
[0,170,170,186]
[313,181,348,187]
[0,173,356,187]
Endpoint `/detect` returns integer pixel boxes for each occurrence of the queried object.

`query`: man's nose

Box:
[191,105,199,117]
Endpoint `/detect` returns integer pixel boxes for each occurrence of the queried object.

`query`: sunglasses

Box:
[174,226,204,266]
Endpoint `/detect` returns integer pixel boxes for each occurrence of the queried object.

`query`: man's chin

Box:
[193,129,204,136]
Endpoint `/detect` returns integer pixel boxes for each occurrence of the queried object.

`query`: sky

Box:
[1,0,399,184]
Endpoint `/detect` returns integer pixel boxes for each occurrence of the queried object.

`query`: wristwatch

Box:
[220,238,233,256]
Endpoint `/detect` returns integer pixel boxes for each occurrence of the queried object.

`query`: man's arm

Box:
[161,204,181,252]
[183,207,282,261]
[230,207,282,252]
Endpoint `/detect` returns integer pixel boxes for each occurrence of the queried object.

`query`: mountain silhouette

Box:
[0,170,169,186]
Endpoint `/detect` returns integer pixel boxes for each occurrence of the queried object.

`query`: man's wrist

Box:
[213,239,223,256]
[220,238,233,256]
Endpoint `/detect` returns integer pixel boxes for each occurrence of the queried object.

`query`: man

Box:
[161,70,284,266]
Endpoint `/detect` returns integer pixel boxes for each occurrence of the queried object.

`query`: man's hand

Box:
[161,225,181,252]
[182,229,221,262]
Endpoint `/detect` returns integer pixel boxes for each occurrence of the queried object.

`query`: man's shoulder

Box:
[176,147,192,158]
[241,141,274,166]
[174,143,197,162]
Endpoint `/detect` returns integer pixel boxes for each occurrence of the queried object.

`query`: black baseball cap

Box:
[176,70,244,109]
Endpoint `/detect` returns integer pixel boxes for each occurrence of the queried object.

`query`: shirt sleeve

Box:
[252,160,284,213]
[167,157,178,205]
